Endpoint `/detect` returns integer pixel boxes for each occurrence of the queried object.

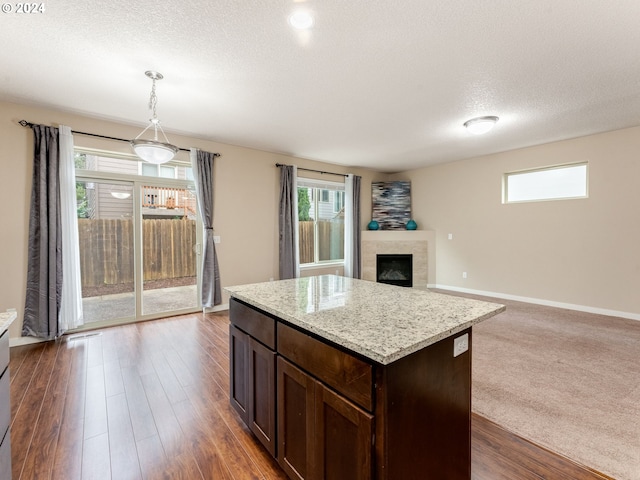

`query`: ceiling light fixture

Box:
[288,10,314,29]
[464,116,499,135]
[110,185,132,199]
[131,71,178,164]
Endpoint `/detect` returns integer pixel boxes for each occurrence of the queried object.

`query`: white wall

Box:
[401,126,640,318]
[3,98,637,343]
[0,99,384,340]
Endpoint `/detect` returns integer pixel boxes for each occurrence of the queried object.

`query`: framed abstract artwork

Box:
[371,181,411,230]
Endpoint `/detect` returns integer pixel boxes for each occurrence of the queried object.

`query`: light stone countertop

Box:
[0,311,17,334]
[225,275,505,365]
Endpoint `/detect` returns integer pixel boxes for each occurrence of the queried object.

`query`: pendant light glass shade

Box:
[131,71,178,164]
[131,139,178,164]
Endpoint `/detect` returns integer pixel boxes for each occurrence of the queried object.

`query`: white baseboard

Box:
[10,303,232,347]
[203,303,230,314]
[10,336,47,347]
[433,285,640,322]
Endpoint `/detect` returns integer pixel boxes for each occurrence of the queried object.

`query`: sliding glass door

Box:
[76,179,136,324]
[140,184,199,316]
[74,151,201,327]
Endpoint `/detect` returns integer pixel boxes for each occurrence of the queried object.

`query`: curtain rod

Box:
[18,120,220,157]
[275,163,347,178]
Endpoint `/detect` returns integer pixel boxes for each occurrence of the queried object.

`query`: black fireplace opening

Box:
[376,254,413,287]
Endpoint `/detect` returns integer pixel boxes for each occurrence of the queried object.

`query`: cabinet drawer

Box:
[0,367,9,439]
[277,323,373,411]
[0,329,8,373]
[230,299,276,349]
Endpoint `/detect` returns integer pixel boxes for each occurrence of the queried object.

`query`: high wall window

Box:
[297,178,345,266]
[503,162,588,203]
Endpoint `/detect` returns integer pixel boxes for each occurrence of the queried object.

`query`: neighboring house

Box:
[300,186,345,221]
[80,154,196,220]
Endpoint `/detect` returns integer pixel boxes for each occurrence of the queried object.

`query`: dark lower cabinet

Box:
[314,379,373,479]
[229,324,249,422]
[230,324,277,456]
[248,337,276,456]
[277,357,373,480]
[277,357,316,480]
[229,297,472,480]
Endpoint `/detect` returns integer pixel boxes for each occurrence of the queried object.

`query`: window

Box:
[334,191,345,213]
[297,178,345,265]
[74,149,193,180]
[141,163,177,179]
[503,162,588,203]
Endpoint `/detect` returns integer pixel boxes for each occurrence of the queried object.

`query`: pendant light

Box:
[131,71,178,164]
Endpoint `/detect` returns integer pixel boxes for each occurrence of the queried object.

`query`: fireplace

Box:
[376,254,413,287]
[362,230,432,288]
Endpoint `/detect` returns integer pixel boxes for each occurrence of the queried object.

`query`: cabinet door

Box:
[315,383,373,480]
[277,357,316,480]
[229,325,249,422]
[248,337,276,456]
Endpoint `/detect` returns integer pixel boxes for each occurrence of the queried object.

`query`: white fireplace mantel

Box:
[361,230,436,288]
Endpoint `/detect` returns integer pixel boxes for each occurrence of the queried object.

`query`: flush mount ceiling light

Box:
[130,71,178,164]
[288,10,314,29]
[464,116,499,135]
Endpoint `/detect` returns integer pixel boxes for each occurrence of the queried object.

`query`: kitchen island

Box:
[225,275,505,480]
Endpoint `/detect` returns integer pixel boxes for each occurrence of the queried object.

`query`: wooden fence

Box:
[78,218,196,288]
[298,220,344,264]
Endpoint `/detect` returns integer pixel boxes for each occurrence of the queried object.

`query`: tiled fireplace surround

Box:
[361,230,435,289]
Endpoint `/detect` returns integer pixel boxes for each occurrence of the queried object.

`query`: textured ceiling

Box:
[2,0,640,172]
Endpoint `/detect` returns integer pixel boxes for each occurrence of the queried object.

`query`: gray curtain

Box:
[278,165,298,279]
[23,124,63,339]
[191,149,222,307]
[351,175,362,279]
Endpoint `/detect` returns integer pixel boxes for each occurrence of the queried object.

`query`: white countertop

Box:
[225,275,505,365]
[0,311,17,334]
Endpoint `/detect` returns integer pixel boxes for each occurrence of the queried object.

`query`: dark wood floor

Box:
[7,312,612,479]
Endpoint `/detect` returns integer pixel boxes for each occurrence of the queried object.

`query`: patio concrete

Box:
[82,284,198,323]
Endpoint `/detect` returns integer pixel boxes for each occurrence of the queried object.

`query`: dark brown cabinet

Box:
[277,356,316,480]
[231,298,374,480]
[229,297,473,480]
[276,357,372,480]
[248,337,276,456]
[229,324,249,421]
[229,300,277,457]
[314,381,372,480]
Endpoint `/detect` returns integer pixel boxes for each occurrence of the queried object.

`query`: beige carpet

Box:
[448,292,640,480]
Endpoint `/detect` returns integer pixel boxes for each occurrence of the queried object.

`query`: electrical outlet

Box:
[453,333,469,357]
[448,233,453,240]
[213,236,221,244]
